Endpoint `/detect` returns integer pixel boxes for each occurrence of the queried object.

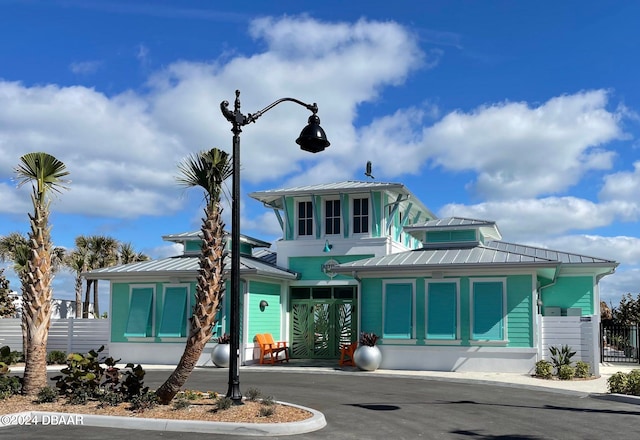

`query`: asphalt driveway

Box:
[3,368,640,439]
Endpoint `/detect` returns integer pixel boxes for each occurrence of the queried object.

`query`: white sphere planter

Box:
[353,345,382,371]
[211,343,230,368]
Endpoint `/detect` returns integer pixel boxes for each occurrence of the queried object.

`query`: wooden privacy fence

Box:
[540,315,599,375]
[0,318,109,356]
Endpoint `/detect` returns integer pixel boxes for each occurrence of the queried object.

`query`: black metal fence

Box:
[601,323,640,364]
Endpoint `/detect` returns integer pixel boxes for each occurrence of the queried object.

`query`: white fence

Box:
[540,315,599,375]
[0,318,109,356]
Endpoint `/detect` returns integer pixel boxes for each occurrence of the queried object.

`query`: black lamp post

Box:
[220,90,330,402]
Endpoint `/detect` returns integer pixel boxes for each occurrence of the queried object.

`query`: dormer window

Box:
[353,197,369,234]
[297,201,313,236]
[325,199,341,235]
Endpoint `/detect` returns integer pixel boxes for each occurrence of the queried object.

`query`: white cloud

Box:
[600,161,640,203]
[439,197,630,240]
[541,235,640,265]
[423,91,625,199]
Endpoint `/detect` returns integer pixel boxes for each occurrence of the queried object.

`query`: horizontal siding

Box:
[541,316,595,365]
[507,275,533,347]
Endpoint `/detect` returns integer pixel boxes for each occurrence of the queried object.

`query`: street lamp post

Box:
[220,90,330,402]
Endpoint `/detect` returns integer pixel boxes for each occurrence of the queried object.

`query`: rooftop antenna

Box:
[364,160,375,179]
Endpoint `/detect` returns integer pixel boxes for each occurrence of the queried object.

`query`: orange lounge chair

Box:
[339,341,357,366]
[255,333,290,364]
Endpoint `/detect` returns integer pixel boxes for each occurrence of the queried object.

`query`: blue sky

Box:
[1,1,640,311]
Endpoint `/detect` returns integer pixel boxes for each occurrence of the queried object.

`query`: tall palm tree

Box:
[65,238,89,318]
[156,148,231,404]
[86,235,118,317]
[14,152,69,395]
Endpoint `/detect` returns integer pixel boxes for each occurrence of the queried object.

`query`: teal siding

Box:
[289,255,374,281]
[426,282,457,340]
[506,275,533,347]
[247,281,281,344]
[472,281,504,340]
[540,276,594,315]
[111,283,130,342]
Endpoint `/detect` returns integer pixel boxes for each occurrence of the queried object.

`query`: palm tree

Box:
[156,148,231,404]
[65,238,89,318]
[118,242,150,265]
[14,152,69,395]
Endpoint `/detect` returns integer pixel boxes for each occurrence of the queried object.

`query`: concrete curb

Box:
[590,393,640,405]
[0,402,327,436]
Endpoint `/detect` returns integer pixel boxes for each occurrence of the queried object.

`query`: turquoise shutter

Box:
[472,282,504,340]
[157,287,188,337]
[427,283,457,340]
[384,283,413,339]
[125,287,154,337]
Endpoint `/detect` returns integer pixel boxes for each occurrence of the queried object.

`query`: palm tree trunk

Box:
[21,201,53,395]
[93,280,100,317]
[75,276,83,318]
[156,204,225,404]
[83,280,92,318]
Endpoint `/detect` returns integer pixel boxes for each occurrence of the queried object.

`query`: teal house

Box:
[87,181,617,373]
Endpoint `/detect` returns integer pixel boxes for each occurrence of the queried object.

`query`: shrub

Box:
[261,395,276,406]
[245,387,262,402]
[575,361,591,378]
[98,390,125,407]
[558,364,575,380]
[0,375,21,400]
[53,346,108,399]
[626,370,640,396]
[182,389,203,400]
[47,350,67,365]
[359,332,379,347]
[172,397,191,410]
[36,386,59,404]
[216,333,231,344]
[129,392,158,412]
[258,406,276,417]
[608,372,629,394]
[216,396,233,411]
[549,345,576,371]
[535,360,554,379]
[0,346,22,365]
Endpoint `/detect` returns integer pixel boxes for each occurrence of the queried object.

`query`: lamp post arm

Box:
[220,90,318,132]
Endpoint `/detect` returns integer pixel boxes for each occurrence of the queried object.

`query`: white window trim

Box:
[425,279,461,342]
[127,284,156,340]
[351,196,371,237]
[323,197,342,236]
[382,279,416,341]
[295,198,315,239]
[159,283,191,338]
[469,277,508,343]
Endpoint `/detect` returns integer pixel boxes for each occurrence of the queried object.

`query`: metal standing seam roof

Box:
[248,180,436,219]
[485,240,617,265]
[404,217,497,230]
[162,231,271,248]
[84,253,297,280]
[332,245,559,273]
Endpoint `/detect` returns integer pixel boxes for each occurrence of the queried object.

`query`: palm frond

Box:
[177,148,232,203]
[15,152,70,197]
